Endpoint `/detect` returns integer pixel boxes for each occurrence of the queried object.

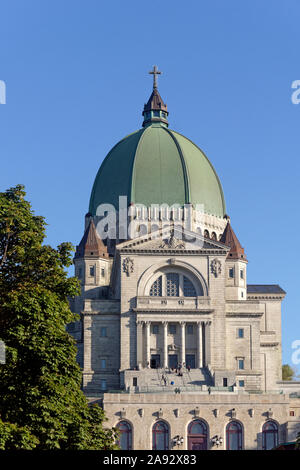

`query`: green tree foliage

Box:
[282,364,297,381]
[0,185,118,449]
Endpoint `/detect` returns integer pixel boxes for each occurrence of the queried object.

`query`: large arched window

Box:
[187,419,208,450]
[149,272,200,297]
[152,421,169,450]
[116,420,132,450]
[226,421,243,450]
[262,421,278,450]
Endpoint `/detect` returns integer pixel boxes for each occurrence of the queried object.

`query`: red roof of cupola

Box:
[75,219,109,259]
[220,221,247,261]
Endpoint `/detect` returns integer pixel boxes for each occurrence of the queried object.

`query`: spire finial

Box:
[149,65,162,90]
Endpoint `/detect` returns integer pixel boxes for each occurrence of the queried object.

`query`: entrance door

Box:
[186,354,195,369]
[168,354,178,369]
[150,354,160,368]
[188,437,207,450]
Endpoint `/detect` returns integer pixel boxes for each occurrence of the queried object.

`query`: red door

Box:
[188,437,207,450]
[187,420,208,450]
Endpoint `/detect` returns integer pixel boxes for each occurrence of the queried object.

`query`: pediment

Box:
[117,227,229,254]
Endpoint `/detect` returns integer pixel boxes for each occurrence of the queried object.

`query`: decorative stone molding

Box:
[158,408,163,418]
[194,406,200,417]
[249,408,254,418]
[211,258,222,277]
[213,408,219,418]
[160,230,185,250]
[174,408,180,418]
[138,408,144,418]
[230,408,236,419]
[267,408,273,419]
[123,257,134,276]
[120,408,126,419]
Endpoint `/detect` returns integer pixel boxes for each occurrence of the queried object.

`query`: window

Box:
[211,232,217,240]
[238,380,245,387]
[153,110,160,117]
[187,324,194,335]
[149,272,201,297]
[150,276,162,296]
[133,377,137,386]
[166,273,179,297]
[100,327,107,337]
[237,328,244,338]
[226,421,243,450]
[101,268,105,277]
[152,324,159,334]
[229,268,234,278]
[240,270,244,279]
[89,266,95,276]
[183,276,197,297]
[101,379,107,390]
[169,324,176,335]
[116,421,132,450]
[223,378,228,387]
[152,421,169,450]
[238,359,244,370]
[101,359,106,369]
[262,421,278,450]
[290,411,295,417]
[241,291,244,298]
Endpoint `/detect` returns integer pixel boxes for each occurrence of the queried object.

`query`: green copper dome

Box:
[89,123,226,217]
[89,71,225,218]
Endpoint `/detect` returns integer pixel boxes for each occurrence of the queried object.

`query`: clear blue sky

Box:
[1,0,299,367]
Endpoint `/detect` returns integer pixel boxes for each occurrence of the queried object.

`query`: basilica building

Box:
[70,68,300,450]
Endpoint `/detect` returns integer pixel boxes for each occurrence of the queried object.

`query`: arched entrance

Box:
[187,419,208,450]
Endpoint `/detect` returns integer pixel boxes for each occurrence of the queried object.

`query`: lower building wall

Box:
[101,392,293,450]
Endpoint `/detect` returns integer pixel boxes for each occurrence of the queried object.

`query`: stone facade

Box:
[71,221,300,450]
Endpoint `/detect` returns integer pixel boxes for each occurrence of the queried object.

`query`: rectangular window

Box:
[90,266,95,276]
[101,379,107,390]
[238,359,245,370]
[237,328,244,338]
[187,325,193,335]
[133,377,137,386]
[229,268,234,278]
[240,269,244,279]
[239,380,245,387]
[290,410,295,416]
[169,324,176,334]
[152,324,159,334]
[100,327,107,337]
[101,358,106,369]
[101,268,105,277]
[223,378,228,387]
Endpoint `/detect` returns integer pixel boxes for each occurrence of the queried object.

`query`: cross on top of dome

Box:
[149,65,162,90]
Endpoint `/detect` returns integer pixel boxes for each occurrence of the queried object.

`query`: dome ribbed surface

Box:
[89,124,226,217]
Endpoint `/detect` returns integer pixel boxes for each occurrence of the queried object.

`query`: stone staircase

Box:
[133,367,213,392]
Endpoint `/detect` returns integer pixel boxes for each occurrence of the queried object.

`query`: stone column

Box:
[163,321,168,369]
[136,321,143,368]
[180,322,186,365]
[83,315,92,371]
[204,321,211,367]
[197,321,203,368]
[145,321,151,368]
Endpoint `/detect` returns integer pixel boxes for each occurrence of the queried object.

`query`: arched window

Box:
[149,272,202,297]
[187,419,208,450]
[204,229,209,238]
[149,276,162,296]
[183,276,197,296]
[211,232,217,241]
[116,421,132,450]
[226,421,243,450]
[262,421,278,450]
[152,421,169,450]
